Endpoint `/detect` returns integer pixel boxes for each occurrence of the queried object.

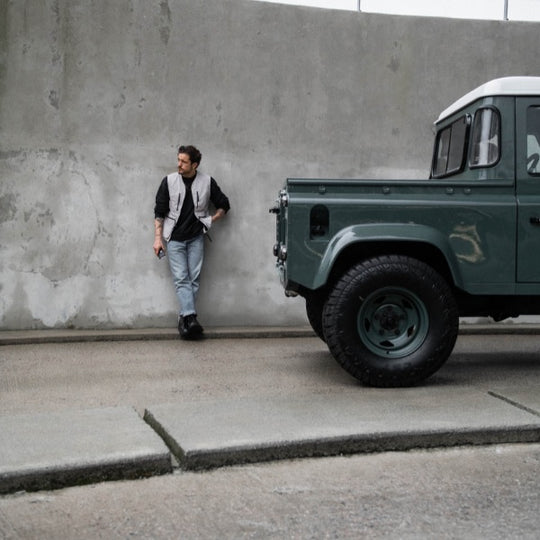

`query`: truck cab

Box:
[431,77,540,283]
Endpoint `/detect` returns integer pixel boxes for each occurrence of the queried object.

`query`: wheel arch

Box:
[313,224,463,292]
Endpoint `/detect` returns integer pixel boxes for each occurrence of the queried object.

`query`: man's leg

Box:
[184,234,205,336]
[186,234,205,307]
[167,240,196,317]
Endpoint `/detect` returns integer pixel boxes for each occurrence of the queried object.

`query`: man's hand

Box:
[212,208,226,223]
[153,238,165,257]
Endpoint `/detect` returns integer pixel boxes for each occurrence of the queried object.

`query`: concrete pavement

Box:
[1,325,539,494]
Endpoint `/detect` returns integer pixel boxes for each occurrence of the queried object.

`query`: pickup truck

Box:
[270,76,540,387]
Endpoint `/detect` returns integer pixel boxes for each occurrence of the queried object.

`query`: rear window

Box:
[431,115,469,178]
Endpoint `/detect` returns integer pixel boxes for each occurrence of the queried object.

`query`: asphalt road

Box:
[0,443,538,539]
[0,331,539,538]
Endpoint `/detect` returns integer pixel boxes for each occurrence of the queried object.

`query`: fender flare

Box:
[312,223,463,289]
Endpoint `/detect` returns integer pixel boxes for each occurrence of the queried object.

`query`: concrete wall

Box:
[1,0,539,329]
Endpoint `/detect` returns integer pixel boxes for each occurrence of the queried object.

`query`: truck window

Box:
[469,107,500,169]
[527,106,540,176]
[432,115,469,178]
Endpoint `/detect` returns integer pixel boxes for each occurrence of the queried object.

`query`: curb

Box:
[0,407,172,495]
[1,324,540,346]
[0,326,316,346]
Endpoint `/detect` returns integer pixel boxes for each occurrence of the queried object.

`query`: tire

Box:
[305,292,326,342]
[322,255,458,387]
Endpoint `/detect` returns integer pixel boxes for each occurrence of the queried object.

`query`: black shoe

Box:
[178,316,189,339]
[184,314,204,338]
[187,314,204,334]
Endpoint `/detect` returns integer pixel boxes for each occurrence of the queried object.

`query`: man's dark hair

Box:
[178,145,202,165]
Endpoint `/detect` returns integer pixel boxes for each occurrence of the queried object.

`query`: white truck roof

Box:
[436,76,540,123]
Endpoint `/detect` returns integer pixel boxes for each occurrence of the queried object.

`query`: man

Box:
[153,145,230,339]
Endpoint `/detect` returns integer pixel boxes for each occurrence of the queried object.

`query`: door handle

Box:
[530,217,540,225]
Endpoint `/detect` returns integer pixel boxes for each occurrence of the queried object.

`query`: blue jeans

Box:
[167,234,204,317]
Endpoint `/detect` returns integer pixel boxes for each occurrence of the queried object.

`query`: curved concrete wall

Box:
[1,0,539,329]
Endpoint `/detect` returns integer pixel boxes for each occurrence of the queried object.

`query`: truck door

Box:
[516,98,540,282]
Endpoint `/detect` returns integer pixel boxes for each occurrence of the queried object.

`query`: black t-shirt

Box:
[171,176,203,241]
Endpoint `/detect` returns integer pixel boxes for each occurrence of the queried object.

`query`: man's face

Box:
[178,153,198,178]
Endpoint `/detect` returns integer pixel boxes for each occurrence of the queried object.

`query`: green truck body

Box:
[271,77,540,387]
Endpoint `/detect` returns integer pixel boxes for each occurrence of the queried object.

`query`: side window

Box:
[527,106,540,176]
[432,115,469,178]
[469,107,500,168]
